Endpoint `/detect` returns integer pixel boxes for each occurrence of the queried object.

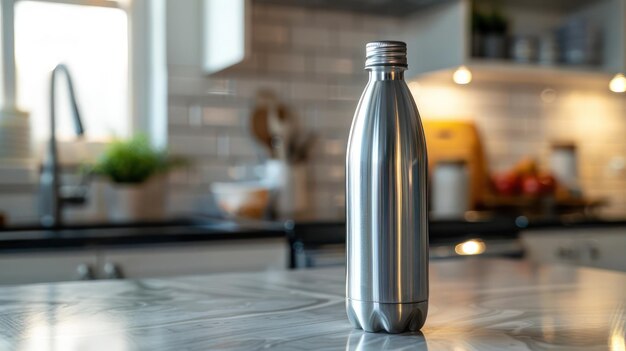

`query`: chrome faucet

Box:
[39,64,85,227]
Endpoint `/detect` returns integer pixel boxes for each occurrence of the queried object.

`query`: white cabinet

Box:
[0,250,98,285]
[97,239,288,279]
[0,239,289,285]
[202,0,250,74]
[521,227,626,272]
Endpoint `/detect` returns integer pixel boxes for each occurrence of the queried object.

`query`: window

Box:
[14,0,129,142]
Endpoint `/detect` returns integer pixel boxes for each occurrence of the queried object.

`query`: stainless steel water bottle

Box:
[346,41,428,333]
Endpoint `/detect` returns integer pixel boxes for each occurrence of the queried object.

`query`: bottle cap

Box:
[365,41,407,68]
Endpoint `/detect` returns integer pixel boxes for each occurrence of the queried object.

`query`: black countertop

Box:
[0,218,287,252]
[1,215,625,253]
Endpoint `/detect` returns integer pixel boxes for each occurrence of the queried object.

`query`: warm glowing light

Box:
[455,239,486,255]
[452,65,472,85]
[609,73,626,93]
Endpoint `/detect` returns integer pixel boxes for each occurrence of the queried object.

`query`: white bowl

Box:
[210,182,271,219]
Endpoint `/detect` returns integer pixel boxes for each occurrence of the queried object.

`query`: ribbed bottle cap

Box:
[365,41,407,68]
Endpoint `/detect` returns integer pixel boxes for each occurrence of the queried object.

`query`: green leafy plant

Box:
[88,135,187,184]
[472,8,488,34]
[472,2,508,35]
[484,9,508,34]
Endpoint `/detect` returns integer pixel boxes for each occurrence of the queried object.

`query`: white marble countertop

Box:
[0,258,624,350]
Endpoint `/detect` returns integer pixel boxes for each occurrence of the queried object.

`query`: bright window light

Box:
[15,1,129,142]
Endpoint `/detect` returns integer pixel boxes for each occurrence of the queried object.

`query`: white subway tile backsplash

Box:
[291,26,331,50]
[313,9,355,27]
[168,105,189,126]
[353,13,400,32]
[310,185,346,217]
[168,169,189,186]
[316,111,353,131]
[0,164,36,185]
[227,135,261,158]
[0,194,36,224]
[328,83,361,101]
[164,2,626,217]
[203,107,242,126]
[290,82,328,101]
[337,30,380,51]
[266,53,307,74]
[167,190,209,216]
[314,164,345,183]
[253,23,290,47]
[254,4,307,24]
[189,105,203,126]
[323,138,346,157]
[217,134,230,158]
[314,57,356,75]
[233,78,286,99]
[169,135,216,156]
[203,163,233,182]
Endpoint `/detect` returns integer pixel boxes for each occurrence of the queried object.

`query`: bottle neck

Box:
[367,66,406,81]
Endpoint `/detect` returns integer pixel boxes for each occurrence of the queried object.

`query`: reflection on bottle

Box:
[345,330,428,351]
[610,305,626,351]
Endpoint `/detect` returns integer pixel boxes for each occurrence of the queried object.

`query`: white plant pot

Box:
[105,176,167,222]
[0,109,31,160]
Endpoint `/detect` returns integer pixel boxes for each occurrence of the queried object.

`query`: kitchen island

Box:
[0,259,624,350]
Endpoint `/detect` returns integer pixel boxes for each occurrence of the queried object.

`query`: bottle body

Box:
[345,48,428,333]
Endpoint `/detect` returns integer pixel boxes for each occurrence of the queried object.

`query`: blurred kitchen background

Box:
[1,0,626,284]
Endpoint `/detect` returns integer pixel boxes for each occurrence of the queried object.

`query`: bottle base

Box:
[346,298,428,333]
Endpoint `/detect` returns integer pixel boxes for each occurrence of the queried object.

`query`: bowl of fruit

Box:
[491,158,557,198]
[485,157,606,216]
[486,158,566,215]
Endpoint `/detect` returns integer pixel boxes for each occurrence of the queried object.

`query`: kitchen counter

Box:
[0,218,286,252]
[0,259,624,350]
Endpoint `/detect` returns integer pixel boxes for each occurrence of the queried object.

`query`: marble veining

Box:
[0,259,624,350]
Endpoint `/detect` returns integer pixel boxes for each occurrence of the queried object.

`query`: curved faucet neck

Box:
[40,64,85,227]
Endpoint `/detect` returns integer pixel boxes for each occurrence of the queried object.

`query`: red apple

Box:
[521,175,542,197]
[492,172,520,196]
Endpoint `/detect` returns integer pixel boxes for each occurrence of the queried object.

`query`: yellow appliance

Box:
[423,120,488,209]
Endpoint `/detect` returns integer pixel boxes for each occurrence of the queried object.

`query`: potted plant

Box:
[482,8,509,59]
[471,6,488,57]
[87,135,186,222]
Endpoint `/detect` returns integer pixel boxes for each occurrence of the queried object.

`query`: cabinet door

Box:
[521,232,578,265]
[521,227,626,272]
[581,229,626,272]
[0,250,98,285]
[98,239,288,279]
[202,0,250,74]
